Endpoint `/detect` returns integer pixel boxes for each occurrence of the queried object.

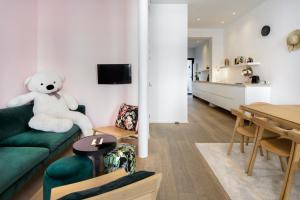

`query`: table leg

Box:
[93,154,104,176]
[93,155,100,176]
[279,143,300,200]
[240,135,245,153]
[99,155,104,174]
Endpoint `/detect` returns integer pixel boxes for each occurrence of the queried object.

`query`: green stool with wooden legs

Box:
[43,155,93,200]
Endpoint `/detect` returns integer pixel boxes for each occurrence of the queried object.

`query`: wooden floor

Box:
[13,96,235,200]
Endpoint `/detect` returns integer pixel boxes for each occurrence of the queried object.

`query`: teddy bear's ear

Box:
[24,76,32,86]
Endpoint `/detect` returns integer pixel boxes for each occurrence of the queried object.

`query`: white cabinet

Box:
[192,82,271,111]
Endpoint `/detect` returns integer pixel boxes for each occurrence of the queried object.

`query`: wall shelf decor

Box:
[219,62,260,69]
[287,29,300,52]
[199,69,210,72]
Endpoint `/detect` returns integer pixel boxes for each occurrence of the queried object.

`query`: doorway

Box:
[188,37,212,83]
[187,58,194,94]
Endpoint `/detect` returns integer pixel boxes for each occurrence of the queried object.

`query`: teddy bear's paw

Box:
[82,128,94,136]
[7,99,20,107]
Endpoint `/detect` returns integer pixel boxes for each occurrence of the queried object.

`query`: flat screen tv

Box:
[97,64,132,84]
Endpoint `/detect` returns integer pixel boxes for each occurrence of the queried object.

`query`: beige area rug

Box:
[195,143,300,200]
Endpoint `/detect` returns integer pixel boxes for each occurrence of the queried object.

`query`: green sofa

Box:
[0,104,85,200]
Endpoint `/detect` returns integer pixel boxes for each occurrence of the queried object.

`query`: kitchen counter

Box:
[194,81,270,87]
[192,81,271,111]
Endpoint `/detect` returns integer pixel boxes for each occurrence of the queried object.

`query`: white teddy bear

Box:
[8,71,94,136]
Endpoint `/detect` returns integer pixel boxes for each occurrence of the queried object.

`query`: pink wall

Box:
[0,0,138,127]
[37,0,138,126]
[0,0,38,107]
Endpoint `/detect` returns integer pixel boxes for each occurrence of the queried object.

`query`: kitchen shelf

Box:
[219,62,260,69]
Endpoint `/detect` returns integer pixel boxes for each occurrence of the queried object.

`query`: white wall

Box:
[188,48,195,58]
[199,40,212,70]
[37,0,138,126]
[188,28,224,82]
[223,0,300,104]
[193,40,212,81]
[0,0,37,107]
[149,4,188,123]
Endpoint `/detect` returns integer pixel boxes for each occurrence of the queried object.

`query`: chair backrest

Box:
[0,104,33,140]
[285,129,300,144]
[252,117,291,138]
[87,173,162,200]
[249,102,271,106]
[231,109,253,125]
[51,170,162,200]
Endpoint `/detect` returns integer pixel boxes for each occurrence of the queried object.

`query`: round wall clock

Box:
[261,25,271,36]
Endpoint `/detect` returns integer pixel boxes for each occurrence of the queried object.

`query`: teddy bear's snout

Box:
[46,84,55,90]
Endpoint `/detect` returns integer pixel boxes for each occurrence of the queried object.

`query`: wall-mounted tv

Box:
[97,64,132,84]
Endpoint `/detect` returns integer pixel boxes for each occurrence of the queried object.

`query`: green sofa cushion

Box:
[0,147,49,194]
[0,125,81,152]
[0,104,33,140]
[59,171,155,200]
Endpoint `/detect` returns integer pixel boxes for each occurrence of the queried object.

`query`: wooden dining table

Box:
[240,104,300,200]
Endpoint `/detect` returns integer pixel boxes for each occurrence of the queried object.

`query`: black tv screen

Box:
[97,64,132,84]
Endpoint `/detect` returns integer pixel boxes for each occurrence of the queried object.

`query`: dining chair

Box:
[279,129,300,200]
[246,117,293,176]
[228,109,266,156]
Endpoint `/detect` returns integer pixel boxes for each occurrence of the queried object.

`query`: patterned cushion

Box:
[115,103,138,131]
[104,144,136,174]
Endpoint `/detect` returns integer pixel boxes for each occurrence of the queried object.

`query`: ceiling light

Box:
[196,18,201,21]
[232,12,236,15]
[221,21,225,24]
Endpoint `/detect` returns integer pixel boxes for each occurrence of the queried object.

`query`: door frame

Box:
[188,58,194,81]
[187,58,195,95]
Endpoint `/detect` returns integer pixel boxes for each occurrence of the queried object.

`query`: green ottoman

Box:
[43,155,93,200]
[104,143,136,174]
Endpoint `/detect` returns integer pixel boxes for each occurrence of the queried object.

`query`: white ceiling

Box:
[151,0,265,28]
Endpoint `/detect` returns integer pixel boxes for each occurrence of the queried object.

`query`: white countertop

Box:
[194,81,270,87]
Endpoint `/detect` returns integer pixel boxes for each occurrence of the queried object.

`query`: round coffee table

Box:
[73,134,117,176]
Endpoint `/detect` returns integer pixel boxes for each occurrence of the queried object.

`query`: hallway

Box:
[137,96,235,199]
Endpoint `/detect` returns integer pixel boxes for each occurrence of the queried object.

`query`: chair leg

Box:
[266,151,270,160]
[247,145,259,176]
[246,127,264,176]
[240,135,245,153]
[259,146,264,156]
[227,132,236,156]
[279,156,287,172]
[279,143,300,200]
[246,137,249,146]
[227,117,240,156]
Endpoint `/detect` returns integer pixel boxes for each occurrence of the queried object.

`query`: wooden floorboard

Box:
[13,96,235,200]
[136,96,235,200]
